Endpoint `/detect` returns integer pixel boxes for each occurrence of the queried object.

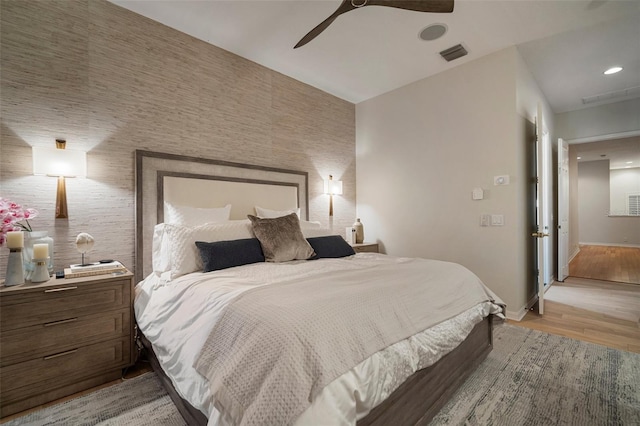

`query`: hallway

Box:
[512,244,640,352]
[569,244,640,285]
[512,277,640,353]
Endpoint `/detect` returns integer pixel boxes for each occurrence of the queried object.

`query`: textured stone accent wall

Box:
[0,0,355,276]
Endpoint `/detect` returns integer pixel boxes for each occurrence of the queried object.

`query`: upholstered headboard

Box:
[135,150,309,283]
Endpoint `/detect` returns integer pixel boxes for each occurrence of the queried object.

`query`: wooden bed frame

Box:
[139,316,493,426]
[134,150,495,426]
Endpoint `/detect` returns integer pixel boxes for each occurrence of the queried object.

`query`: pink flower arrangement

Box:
[1,198,39,246]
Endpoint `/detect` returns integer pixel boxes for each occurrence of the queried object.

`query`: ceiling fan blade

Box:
[366,0,454,13]
[294,0,357,49]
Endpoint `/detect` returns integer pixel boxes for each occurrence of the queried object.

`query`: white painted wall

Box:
[556,98,640,141]
[557,101,640,252]
[356,47,543,319]
[610,168,640,215]
[578,160,610,243]
[578,160,640,245]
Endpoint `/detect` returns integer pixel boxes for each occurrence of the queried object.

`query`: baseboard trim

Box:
[505,309,527,321]
[568,246,580,263]
[546,277,556,292]
[579,242,640,248]
[506,293,539,322]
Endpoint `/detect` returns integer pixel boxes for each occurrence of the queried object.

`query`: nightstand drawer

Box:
[0,308,130,367]
[352,243,379,253]
[0,279,130,331]
[0,272,134,417]
[0,336,130,407]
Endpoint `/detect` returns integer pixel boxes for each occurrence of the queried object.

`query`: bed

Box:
[133,150,503,426]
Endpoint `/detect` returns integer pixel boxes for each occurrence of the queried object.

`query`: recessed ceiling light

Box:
[604,66,623,75]
[626,161,633,164]
[419,23,447,41]
[577,156,582,160]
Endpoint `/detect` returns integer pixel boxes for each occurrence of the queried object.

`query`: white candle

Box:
[33,243,49,259]
[6,231,24,249]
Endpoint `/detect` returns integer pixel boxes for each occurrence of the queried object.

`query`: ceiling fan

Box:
[294,0,454,49]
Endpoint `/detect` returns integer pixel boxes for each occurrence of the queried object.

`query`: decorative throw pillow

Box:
[247,213,315,262]
[165,220,254,279]
[254,205,301,219]
[196,238,265,272]
[164,202,231,226]
[307,235,356,260]
[152,223,172,274]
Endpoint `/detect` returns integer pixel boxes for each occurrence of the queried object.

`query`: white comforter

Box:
[134,253,502,426]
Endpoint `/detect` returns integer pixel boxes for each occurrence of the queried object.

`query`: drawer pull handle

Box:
[44,317,78,327]
[44,286,78,293]
[44,349,78,360]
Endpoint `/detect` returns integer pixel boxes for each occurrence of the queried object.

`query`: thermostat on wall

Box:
[494,175,510,186]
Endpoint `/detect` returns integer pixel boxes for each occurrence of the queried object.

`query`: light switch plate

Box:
[491,214,504,226]
[480,214,490,227]
[472,188,484,200]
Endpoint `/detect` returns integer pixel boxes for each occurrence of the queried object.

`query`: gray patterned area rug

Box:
[430,324,640,425]
[4,372,185,426]
[6,324,640,426]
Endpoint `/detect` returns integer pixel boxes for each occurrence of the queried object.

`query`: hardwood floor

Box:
[569,245,640,284]
[510,277,640,354]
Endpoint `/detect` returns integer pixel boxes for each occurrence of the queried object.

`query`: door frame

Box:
[557,138,569,281]
[533,104,552,315]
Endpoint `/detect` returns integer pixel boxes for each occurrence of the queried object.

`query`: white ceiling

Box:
[574,136,640,170]
[518,9,640,113]
[111,0,640,112]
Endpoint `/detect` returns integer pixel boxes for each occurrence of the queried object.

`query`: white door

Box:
[533,104,550,314]
[558,138,569,281]
[542,132,553,287]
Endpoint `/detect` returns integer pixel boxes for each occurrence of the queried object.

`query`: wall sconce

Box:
[32,139,87,218]
[323,175,343,216]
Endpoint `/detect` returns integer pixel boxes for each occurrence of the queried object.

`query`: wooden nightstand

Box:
[0,271,134,417]
[351,242,379,253]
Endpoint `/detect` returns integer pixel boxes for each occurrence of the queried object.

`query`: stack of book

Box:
[64,260,126,279]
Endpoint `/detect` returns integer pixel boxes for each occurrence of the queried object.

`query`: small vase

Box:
[353,218,364,244]
[23,231,54,280]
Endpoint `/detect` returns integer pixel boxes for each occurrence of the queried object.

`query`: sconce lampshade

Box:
[32,143,87,219]
[323,177,343,195]
[32,146,86,177]
[324,175,342,217]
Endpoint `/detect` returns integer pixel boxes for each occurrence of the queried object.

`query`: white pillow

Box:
[299,220,322,229]
[302,227,333,238]
[165,202,231,226]
[166,220,254,279]
[152,223,172,274]
[254,205,300,219]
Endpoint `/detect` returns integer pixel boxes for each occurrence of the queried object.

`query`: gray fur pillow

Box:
[248,213,315,262]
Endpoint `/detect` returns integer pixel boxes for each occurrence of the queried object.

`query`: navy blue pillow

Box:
[195,238,265,272]
[306,235,356,260]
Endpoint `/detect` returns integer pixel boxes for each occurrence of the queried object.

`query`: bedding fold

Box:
[194,257,499,426]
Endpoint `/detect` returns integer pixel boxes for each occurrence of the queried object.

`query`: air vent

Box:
[439,44,467,62]
[582,85,640,105]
